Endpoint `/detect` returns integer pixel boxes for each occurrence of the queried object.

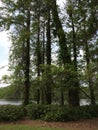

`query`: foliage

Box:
[26,104,98,122]
[0,105,25,121]
[26,104,45,119]
[43,106,91,121]
[0,104,98,122]
[0,87,9,99]
[0,86,22,99]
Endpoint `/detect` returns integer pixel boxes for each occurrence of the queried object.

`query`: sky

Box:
[0,31,11,87]
[0,0,65,87]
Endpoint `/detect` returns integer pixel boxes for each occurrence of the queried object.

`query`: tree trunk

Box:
[36,12,42,104]
[60,88,64,106]
[45,9,52,104]
[23,9,30,106]
[68,13,80,106]
[40,20,46,104]
[85,41,95,105]
[50,0,80,106]
[51,0,70,64]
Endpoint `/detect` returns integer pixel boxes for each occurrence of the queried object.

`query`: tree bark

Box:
[68,13,80,106]
[85,41,95,105]
[50,0,80,106]
[45,9,52,104]
[23,9,30,106]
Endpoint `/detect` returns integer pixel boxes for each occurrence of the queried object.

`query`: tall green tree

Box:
[0,0,32,105]
[66,0,98,105]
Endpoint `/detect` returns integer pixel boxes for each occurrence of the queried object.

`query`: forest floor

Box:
[0,118,98,130]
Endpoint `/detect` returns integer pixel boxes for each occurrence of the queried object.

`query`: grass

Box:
[0,125,72,130]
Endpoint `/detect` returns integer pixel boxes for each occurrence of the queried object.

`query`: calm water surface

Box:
[0,99,90,106]
[0,99,22,105]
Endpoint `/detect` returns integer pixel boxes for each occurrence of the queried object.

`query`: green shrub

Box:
[43,106,77,121]
[43,106,93,121]
[26,104,98,122]
[0,105,25,121]
[26,104,45,119]
[81,105,98,118]
[26,104,60,120]
[43,109,63,121]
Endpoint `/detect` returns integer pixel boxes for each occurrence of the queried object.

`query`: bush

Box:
[43,106,80,121]
[26,104,61,120]
[26,104,98,122]
[0,105,25,121]
[80,105,98,118]
[26,104,45,119]
[0,104,97,122]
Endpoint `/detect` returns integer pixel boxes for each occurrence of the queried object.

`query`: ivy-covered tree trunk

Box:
[84,0,96,105]
[60,88,64,106]
[23,9,30,106]
[82,14,96,105]
[51,0,70,64]
[50,0,80,106]
[45,9,52,104]
[40,20,46,104]
[85,41,95,105]
[68,11,80,106]
[36,12,41,104]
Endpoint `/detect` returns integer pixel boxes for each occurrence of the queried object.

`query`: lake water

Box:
[0,99,90,106]
[0,99,22,105]
[80,99,90,106]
